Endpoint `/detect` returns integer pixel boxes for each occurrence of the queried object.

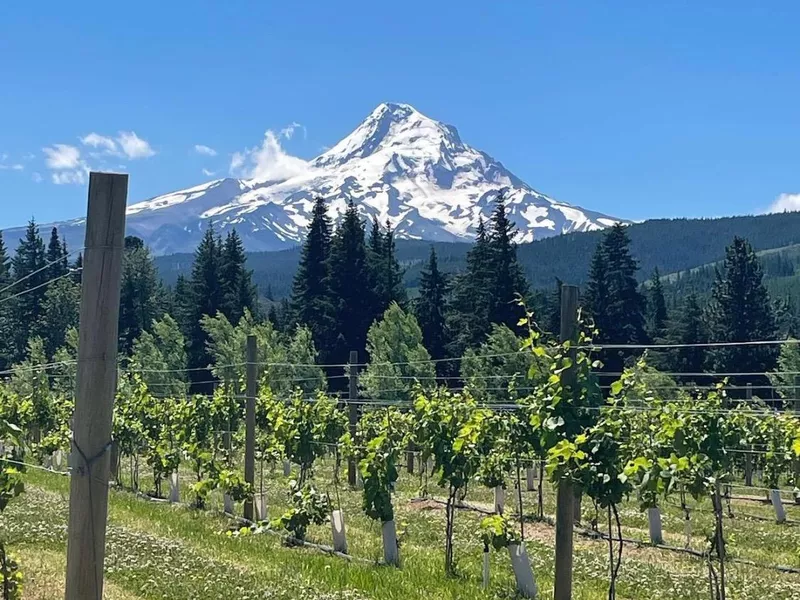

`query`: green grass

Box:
[4,462,800,600]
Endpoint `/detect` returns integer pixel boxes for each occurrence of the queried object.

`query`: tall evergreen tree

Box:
[185,225,224,380]
[10,219,48,360]
[219,229,257,324]
[72,252,83,285]
[327,200,374,366]
[38,277,80,359]
[367,217,405,311]
[647,268,668,340]
[45,227,68,280]
[414,247,448,366]
[118,236,165,355]
[486,195,528,329]
[448,217,494,356]
[583,223,647,376]
[707,236,777,388]
[546,278,563,337]
[0,232,12,369]
[291,197,335,359]
[665,293,707,379]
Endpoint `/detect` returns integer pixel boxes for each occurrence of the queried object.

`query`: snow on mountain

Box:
[3,103,625,255]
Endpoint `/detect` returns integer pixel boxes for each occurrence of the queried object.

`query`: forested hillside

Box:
[156,211,800,297]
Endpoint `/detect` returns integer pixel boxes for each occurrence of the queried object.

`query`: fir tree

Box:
[664,293,707,379]
[185,224,225,382]
[583,223,647,376]
[10,219,48,360]
[219,229,257,324]
[447,217,493,356]
[291,197,335,358]
[707,236,777,388]
[38,276,80,359]
[118,236,165,355]
[45,227,68,280]
[172,275,191,336]
[546,278,563,337]
[486,195,528,329]
[366,217,405,312]
[72,252,83,285]
[327,200,373,366]
[0,232,12,369]
[414,247,448,367]
[647,268,668,340]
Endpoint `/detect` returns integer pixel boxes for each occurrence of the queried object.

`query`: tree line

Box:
[0,201,790,396]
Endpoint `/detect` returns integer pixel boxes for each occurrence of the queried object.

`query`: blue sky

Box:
[2,1,800,229]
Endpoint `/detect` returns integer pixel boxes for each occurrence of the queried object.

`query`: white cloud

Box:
[52,170,87,185]
[0,163,23,171]
[81,133,118,153]
[229,130,310,181]
[768,193,800,214]
[194,144,217,157]
[32,172,43,183]
[202,168,216,177]
[42,144,82,169]
[117,131,155,159]
[280,121,306,140]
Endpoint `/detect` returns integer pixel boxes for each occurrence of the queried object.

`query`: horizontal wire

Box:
[0,246,83,298]
[0,269,81,306]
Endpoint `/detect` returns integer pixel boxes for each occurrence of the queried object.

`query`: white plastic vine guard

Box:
[508,543,537,598]
[331,509,348,554]
[647,507,663,545]
[223,493,234,515]
[382,519,400,567]
[255,493,268,521]
[169,472,180,503]
[494,486,505,515]
[525,468,536,492]
[771,489,786,523]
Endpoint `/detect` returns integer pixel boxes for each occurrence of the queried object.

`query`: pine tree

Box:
[118,236,165,355]
[45,227,68,280]
[486,195,528,329]
[707,236,777,388]
[38,276,80,359]
[72,252,83,285]
[367,217,405,312]
[447,217,494,356]
[414,247,448,367]
[647,268,668,340]
[0,232,12,369]
[185,225,225,381]
[665,293,707,379]
[327,200,373,366]
[583,223,647,376]
[219,229,257,324]
[10,219,48,360]
[546,278,563,337]
[291,197,335,359]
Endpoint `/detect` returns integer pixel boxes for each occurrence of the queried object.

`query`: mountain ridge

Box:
[1,102,624,254]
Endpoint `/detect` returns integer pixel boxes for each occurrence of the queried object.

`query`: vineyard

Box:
[3,303,800,600]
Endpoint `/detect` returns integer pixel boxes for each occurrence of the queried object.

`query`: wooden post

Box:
[554,284,578,600]
[244,335,257,521]
[64,172,128,600]
[347,350,359,487]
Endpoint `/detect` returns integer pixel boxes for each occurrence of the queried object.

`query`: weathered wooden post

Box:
[554,284,578,600]
[244,335,257,521]
[65,172,127,600]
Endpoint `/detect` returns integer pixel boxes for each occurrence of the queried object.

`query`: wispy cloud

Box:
[43,144,82,169]
[768,193,800,214]
[116,131,155,159]
[229,130,310,181]
[52,170,87,185]
[0,163,23,171]
[81,133,118,154]
[202,168,216,177]
[194,144,217,157]
[31,172,43,183]
[280,121,306,140]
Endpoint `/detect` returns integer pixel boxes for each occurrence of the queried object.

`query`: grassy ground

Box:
[4,461,800,600]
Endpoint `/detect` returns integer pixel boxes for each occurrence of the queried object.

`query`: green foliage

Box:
[271,480,331,540]
[414,247,449,365]
[9,220,48,361]
[216,469,254,503]
[219,230,258,325]
[129,314,187,397]
[461,324,544,403]
[360,303,435,403]
[118,237,166,355]
[479,514,520,551]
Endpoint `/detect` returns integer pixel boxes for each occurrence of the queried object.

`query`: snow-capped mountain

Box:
[3,103,625,255]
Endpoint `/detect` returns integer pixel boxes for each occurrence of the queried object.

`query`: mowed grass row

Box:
[4,461,800,600]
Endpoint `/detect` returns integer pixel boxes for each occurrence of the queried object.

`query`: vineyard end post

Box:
[554,284,578,600]
[65,172,128,600]
[244,334,258,521]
